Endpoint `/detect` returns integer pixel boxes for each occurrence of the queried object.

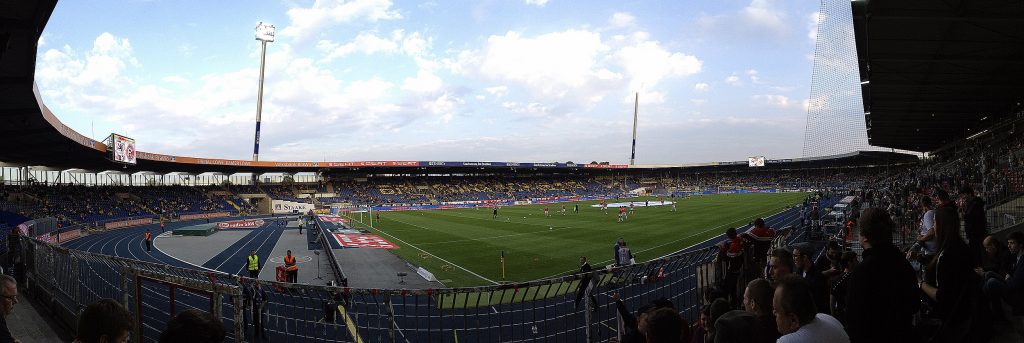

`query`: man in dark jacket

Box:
[959,185,987,261]
[574,256,596,310]
[845,208,919,343]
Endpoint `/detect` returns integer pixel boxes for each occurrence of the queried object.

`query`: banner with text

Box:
[216,219,266,229]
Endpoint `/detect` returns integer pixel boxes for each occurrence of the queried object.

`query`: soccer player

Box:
[574,204,579,214]
[544,206,550,217]
[629,203,635,216]
[492,206,498,219]
[618,207,627,222]
[672,201,677,212]
[602,201,608,214]
[561,205,566,216]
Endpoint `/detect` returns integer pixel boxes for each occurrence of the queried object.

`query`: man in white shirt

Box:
[773,274,849,343]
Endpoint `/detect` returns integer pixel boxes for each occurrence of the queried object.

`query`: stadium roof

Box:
[0,0,917,176]
[853,0,1024,152]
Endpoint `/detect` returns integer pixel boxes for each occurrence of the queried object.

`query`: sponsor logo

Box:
[179,212,229,220]
[217,219,265,229]
[105,218,154,230]
[59,229,82,243]
[317,215,349,224]
[333,234,399,249]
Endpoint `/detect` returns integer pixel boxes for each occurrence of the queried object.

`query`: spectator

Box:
[773,275,849,343]
[614,238,624,265]
[813,241,842,279]
[916,196,936,253]
[619,241,635,266]
[741,278,779,342]
[975,235,1012,278]
[75,299,133,343]
[720,228,743,305]
[159,309,224,343]
[574,256,596,310]
[713,278,780,343]
[844,208,919,343]
[704,298,731,343]
[932,188,956,211]
[958,185,987,261]
[745,219,776,274]
[690,304,711,343]
[769,248,794,283]
[829,251,858,323]
[919,206,979,342]
[982,231,1024,319]
[0,275,19,343]
[642,307,691,343]
[792,245,828,313]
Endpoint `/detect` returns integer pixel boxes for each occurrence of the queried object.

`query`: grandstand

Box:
[2,0,1024,342]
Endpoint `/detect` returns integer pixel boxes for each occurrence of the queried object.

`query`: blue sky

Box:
[36,0,824,164]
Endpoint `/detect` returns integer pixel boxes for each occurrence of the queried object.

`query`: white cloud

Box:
[690,99,707,105]
[752,94,792,108]
[525,0,549,7]
[318,31,400,62]
[614,38,702,92]
[281,0,402,42]
[454,30,616,101]
[697,0,791,43]
[35,32,461,159]
[808,11,823,44]
[485,86,509,97]
[741,0,787,34]
[725,73,741,86]
[609,12,635,28]
[694,83,709,92]
[747,69,761,83]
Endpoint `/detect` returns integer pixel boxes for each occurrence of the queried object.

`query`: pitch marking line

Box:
[538,204,798,279]
[342,213,500,286]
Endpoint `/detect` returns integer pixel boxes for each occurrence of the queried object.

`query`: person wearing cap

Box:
[959,185,987,261]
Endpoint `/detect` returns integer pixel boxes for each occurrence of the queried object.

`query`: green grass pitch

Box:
[341,193,806,287]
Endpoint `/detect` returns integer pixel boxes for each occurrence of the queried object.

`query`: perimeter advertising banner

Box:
[105,218,154,230]
[59,229,82,243]
[272,200,314,214]
[216,219,265,229]
[179,212,230,220]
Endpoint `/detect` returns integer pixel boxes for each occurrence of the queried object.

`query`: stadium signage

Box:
[216,219,265,229]
[584,164,628,169]
[332,233,398,249]
[105,218,154,230]
[58,229,82,243]
[179,212,229,220]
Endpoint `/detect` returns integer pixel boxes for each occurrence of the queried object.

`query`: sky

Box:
[35,0,825,164]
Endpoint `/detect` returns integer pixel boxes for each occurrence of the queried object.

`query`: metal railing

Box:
[18,230,733,343]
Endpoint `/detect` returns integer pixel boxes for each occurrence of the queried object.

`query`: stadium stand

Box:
[2,0,1024,342]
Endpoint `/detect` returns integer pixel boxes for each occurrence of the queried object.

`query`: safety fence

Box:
[19,233,733,342]
[16,197,828,342]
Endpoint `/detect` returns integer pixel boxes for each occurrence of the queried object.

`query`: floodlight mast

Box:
[630,92,638,165]
[253,22,275,162]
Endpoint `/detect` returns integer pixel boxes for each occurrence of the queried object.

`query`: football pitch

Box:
[341,192,807,287]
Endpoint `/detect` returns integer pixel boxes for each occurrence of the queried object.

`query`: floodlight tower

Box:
[629,92,638,165]
[253,22,275,161]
